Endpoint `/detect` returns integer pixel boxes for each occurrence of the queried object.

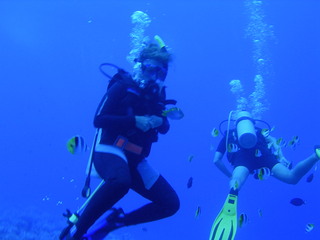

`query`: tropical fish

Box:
[290,198,306,206]
[66,135,87,154]
[306,173,314,183]
[255,149,262,157]
[187,177,193,189]
[195,206,201,219]
[238,213,248,228]
[188,155,194,162]
[287,136,300,149]
[228,143,240,153]
[162,107,184,120]
[261,128,270,137]
[254,167,271,180]
[211,128,219,137]
[258,209,263,217]
[261,127,275,137]
[258,168,271,180]
[305,223,314,233]
[276,138,287,148]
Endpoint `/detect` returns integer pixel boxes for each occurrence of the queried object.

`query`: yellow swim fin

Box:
[209,193,238,240]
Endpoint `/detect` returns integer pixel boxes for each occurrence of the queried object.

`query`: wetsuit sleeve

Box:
[216,135,227,154]
[157,117,170,134]
[93,81,136,130]
[155,87,170,134]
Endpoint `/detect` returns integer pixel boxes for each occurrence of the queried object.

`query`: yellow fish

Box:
[162,107,184,120]
[188,155,194,162]
[238,213,248,228]
[261,127,275,137]
[261,128,270,137]
[258,168,270,180]
[227,143,239,153]
[195,206,201,219]
[67,135,87,154]
[288,136,300,149]
[211,128,219,137]
[254,167,271,180]
[305,223,314,233]
[276,138,287,147]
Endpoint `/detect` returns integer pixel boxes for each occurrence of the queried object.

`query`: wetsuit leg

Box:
[72,152,131,239]
[80,161,179,240]
[121,170,180,226]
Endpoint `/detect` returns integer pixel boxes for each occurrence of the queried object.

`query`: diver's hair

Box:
[138,43,172,65]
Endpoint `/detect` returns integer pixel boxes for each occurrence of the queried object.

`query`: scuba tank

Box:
[235,111,257,149]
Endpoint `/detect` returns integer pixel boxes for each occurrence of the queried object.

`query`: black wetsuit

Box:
[94,73,170,160]
[73,74,180,239]
[216,128,279,173]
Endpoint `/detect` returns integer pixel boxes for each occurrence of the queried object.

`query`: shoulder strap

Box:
[107,69,133,90]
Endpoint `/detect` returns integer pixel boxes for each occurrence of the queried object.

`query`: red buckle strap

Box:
[114,136,143,155]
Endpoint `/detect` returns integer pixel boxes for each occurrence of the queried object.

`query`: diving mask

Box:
[141,60,167,81]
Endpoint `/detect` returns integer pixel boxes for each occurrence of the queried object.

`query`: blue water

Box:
[1,1,319,239]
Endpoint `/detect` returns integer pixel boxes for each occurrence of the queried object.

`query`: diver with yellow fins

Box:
[59,34,183,240]
[210,110,320,240]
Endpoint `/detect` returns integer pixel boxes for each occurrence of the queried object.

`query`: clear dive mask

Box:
[141,62,167,82]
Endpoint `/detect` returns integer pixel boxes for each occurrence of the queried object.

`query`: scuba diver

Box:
[209,110,320,240]
[60,37,182,240]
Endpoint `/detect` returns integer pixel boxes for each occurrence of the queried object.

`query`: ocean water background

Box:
[1,0,319,239]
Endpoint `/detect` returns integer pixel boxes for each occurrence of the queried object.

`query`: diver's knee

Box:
[108,176,131,195]
[117,182,131,195]
[171,195,180,215]
[278,175,300,185]
[164,192,180,217]
[167,197,180,217]
[118,179,131,193]
[286,178,299,185]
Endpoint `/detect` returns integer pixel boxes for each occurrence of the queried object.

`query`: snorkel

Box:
[154,34,166,49]
[142,35,184,120]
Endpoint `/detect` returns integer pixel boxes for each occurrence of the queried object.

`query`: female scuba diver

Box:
[209,110,320,240]
[60,38,180,240]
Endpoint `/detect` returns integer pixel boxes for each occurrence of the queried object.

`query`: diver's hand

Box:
[135,115,163,132]
[149,115,163,128]
[135,116,152,132]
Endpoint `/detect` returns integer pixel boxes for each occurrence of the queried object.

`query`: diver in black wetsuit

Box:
[214,111,320,191]
[209,111,320,240]
[60,41,180,240]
